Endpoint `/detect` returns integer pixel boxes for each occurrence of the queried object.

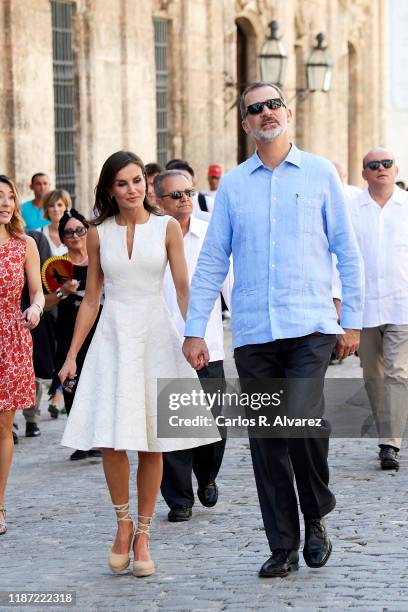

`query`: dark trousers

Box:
[161,360,227,509]
[234,333,337,551]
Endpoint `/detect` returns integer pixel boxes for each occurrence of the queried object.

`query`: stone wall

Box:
[0,0,385,214]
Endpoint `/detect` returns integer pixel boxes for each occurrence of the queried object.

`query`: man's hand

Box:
[182,337,210,370]
[335,329,360,360]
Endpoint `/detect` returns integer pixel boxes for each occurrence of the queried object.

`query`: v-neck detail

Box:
[114,214,151,261]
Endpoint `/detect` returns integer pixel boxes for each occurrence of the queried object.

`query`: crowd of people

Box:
[1,80,407,581]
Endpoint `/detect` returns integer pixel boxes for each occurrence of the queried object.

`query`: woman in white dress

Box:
[36,189,70,256]
[59,151,218,578]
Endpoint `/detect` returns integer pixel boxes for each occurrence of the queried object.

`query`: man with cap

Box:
[205,164,223,200]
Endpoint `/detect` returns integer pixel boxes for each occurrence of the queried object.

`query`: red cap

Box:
[208,164,222,177]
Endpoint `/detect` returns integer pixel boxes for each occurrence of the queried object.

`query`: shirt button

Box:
[273,197,277,202]
[272,218,276,222]
[272,241,276,245]
[271,264,276,268]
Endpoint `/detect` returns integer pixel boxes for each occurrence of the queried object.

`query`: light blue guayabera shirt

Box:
[21,200,50,230]
[184,144,364,350]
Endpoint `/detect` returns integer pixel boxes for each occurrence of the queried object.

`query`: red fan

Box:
[41,256,73,293]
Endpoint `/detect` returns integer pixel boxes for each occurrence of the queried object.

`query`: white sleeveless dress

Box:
[61,214,219,452]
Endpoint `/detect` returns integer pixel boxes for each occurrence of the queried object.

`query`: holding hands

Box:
[182,337,210,370]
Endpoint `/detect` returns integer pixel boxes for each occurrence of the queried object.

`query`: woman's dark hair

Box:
[58,209,90,244]
[92,151,161,225]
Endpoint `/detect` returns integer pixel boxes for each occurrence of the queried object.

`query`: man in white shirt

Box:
[154,169,232,521]
[350,148,408,471]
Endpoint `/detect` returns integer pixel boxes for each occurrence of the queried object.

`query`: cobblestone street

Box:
[2,336,408,611]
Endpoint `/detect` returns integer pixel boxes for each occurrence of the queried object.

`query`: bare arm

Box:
[58,226,103,384]
[166,219,190,321]
[22,236,45,330]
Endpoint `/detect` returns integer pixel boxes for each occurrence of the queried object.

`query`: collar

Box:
[186,215,203,238]
[359,186,406,207]
[246,143,302,175]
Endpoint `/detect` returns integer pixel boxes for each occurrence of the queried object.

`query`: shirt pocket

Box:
[296,195,322,235]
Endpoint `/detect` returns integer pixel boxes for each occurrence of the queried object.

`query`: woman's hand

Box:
[21,305,41,330]
[59,357,77,392]
[61,279,79,296]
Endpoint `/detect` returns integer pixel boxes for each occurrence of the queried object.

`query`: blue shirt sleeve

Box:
[184,183,232,337]
[324,167,364,329]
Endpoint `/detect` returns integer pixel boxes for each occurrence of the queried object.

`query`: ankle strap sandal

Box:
[0,506,6,536]
[108,502,135,574]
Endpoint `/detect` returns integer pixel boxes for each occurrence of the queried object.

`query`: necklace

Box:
[68,253,88,266]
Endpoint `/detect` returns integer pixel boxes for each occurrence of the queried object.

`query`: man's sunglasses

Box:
[365,159,394,170]
[63,226,88,238]
[245,97,286,117]
[162,189,196,200]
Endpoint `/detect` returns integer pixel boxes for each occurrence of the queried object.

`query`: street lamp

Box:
[259,20,287,87]
[306,33,333,92]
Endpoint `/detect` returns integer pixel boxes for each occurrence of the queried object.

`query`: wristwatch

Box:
[56,288,67,300]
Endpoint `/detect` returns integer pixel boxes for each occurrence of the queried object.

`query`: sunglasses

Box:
[63,226,88,238]
[245,97,286,116]
[162,189,196,200]
[365,159,394,170]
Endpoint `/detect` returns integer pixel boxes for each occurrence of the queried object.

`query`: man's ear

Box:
[242,119,250,135]
[361,168,367,182]
[286,108,293,124]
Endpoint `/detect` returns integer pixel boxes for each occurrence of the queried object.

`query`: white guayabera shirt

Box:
[350,186,408,327]
[163,215,233,362]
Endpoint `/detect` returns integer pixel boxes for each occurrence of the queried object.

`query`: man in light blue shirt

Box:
[21,173,51,230]
[183,82,363,578]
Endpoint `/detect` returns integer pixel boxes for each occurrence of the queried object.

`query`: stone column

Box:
[0,0,55,199]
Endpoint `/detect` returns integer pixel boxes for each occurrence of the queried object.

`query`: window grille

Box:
[154,19,169,166]
[51,0,76,203]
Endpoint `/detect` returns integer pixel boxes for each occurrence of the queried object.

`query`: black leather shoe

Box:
[12,430,18,445]
[168,506,192,522]
[25,422,41,437]
[379,446,399,470]
[70,450,89,461]
[197,482,218,507]
[88,449,102,458]
[259,549,299,578]
[303,518,332,568]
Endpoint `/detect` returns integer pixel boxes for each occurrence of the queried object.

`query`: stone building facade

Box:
[0,0,385,214]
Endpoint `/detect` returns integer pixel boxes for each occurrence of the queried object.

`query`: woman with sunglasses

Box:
[59,151,218,578]
[44,210,102,460]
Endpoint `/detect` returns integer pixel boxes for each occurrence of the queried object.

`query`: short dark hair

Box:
[31,172,48,184]
[154,170,191,198]
[58,209,89,244]
[165,159,195,178]
[239,81,288,119]
[145,162,163,177]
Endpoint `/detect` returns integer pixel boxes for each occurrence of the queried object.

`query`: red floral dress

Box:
[0,237,36,412]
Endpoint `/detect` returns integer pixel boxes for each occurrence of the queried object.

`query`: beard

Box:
[248,123,287,143]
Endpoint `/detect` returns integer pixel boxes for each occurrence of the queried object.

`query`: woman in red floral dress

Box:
[0,175,44,535]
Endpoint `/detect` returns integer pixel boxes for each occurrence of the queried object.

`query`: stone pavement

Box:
[2,337,408,612]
